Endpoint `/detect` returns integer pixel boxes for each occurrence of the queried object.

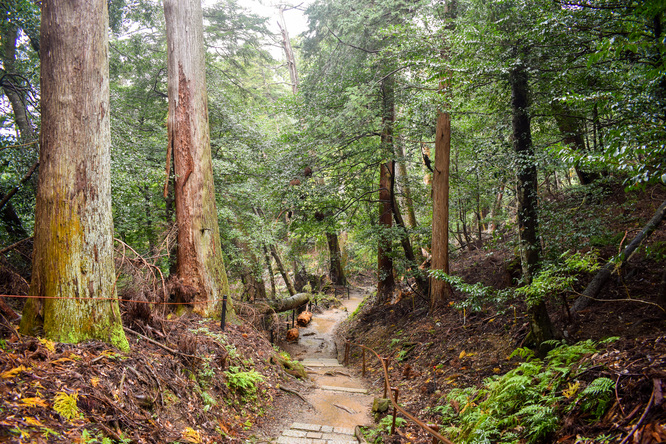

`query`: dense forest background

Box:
[1,0,666,442]
[0,0,664,305]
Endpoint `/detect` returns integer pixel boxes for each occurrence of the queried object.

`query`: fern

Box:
[436,339,612,443]
[53,391,80,420]
[579,377,615,418]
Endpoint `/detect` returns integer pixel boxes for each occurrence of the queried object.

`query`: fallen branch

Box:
[279,385,309,404]
[572,198,666,314]
[123,327,199,360]
[618,381,656,444]
[334,403,356,414]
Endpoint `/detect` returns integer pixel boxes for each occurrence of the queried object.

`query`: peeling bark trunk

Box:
[429,111,452,310]
[20,0,128,350]
[164,0,230,317]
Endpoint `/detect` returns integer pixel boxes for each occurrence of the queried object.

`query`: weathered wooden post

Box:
[390,387,400,434]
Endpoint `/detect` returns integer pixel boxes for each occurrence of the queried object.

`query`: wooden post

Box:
[344,341,350,365]
[391,387,399,435]
[362,349,366,376]
[383,357,389,398]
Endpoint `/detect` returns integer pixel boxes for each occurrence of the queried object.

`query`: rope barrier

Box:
[345,340,456,444]
[0,294,221,305]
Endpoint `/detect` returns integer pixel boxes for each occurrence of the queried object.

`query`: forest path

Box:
[275,286,374,443]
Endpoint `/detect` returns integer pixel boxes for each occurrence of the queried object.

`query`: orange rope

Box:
[0,294,219,305]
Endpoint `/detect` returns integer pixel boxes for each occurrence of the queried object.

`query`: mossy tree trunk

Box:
[20,0,128,350]
[164,0,231,317]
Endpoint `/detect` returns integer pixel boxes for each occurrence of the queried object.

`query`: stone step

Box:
[301,358,343,367]
[319,385,368,394]
[277,423,361,444]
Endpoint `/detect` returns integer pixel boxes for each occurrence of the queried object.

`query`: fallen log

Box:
[571,198,666,314]
[297,311,312,326]
[258,292,310,314]
[286,328,299,341]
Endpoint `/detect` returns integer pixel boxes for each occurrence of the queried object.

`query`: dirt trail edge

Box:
[275,287,374,443]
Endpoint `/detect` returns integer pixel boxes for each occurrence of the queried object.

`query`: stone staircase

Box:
[273,357,369,443]
[276,422,361,444]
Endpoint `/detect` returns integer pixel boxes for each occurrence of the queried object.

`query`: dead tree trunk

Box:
[572,198,666,314]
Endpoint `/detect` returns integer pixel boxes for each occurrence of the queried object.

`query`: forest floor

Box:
[338,183,666,443]
[1,183,666,444]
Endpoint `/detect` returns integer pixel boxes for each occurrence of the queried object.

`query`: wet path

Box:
[276,287,374,443]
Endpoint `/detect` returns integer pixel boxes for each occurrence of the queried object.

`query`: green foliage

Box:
[438,340,616,443]
[363,415,408,444]
[223,367,265,401]
[514,251,599,307]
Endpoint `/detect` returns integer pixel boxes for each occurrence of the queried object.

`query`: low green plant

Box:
[439,340,616,443]
[223,366,265,401]
[363,415,408,444]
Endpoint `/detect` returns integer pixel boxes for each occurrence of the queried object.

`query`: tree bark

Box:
[510,65,554,345]
[326,232,347,286]
[277,6,299,95]
[261,292,310,313]
[164,0,231,317]
[20,0,128,350]
[392,177,428,296]
[511,66,540,282]
[377,76,396,302]
[429,111,452,310]
[395,142,418,229]
[263,244,277,299]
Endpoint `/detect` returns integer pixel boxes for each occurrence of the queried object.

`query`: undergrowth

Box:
[433,339,617,443]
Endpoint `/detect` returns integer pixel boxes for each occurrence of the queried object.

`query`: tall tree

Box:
[164,0,230,316]
[20,0,128,350]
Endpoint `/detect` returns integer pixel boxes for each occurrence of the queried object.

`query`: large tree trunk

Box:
[510,65,554,345]
[20,0,128,350]
[326,232,347,286]
[164,0,230,317]
[377,76,396,303]
[377,161,395,302]
[429,111,452,310]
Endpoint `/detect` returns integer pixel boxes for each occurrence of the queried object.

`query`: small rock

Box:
[372,397,390,413]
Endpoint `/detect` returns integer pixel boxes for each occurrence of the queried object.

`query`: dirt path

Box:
[276,286,374,442]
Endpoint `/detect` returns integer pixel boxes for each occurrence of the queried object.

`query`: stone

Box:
[372,397,390,413]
